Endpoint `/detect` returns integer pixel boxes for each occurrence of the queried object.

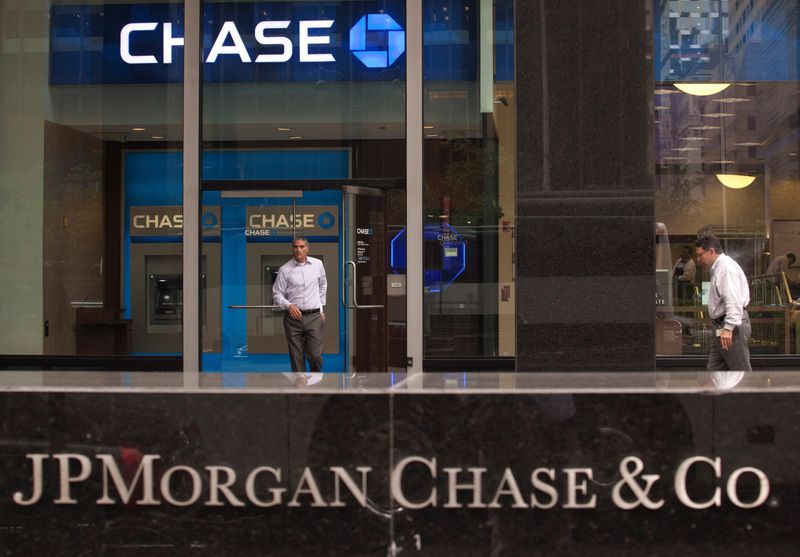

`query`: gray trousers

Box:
[283,313,324,373]
[707,315,752,372]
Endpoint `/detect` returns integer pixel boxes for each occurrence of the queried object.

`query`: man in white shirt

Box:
[694,235,751,372]
[272,236,327,383]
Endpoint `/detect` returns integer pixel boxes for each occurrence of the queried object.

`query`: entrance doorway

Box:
[203,185,398,375]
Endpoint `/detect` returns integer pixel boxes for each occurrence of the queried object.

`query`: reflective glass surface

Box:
[422,0,515,363]
[654,0,800,358]
[0,0,184,361]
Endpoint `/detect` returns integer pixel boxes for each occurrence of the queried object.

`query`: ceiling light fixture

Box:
[674,83,731,96]
[715,173,756,189]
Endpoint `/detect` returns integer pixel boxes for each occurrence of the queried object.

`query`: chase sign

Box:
[50,2,409,85]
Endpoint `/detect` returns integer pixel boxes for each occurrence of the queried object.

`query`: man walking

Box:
[273,236,327,384]
[694,235,751,372]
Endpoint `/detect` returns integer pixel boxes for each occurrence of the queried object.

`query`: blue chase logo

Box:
[317,212,336,229]
[349,14,405,68]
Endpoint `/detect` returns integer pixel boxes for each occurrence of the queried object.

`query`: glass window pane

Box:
[422,0,515,363]
[654,1,800,358]
[200,0,406,378]
[0,0,184,363]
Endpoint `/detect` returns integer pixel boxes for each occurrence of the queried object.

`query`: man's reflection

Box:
[700,370,745,390]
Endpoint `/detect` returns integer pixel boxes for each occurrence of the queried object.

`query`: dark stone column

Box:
[516,0,655,371]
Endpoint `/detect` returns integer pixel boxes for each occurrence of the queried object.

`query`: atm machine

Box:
[127,206,221,354]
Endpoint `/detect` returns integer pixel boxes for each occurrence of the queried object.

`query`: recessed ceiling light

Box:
[425,134,439,138]
[289,136,302,140]
[655,106,669,111]
[733,142,761,147]
[151,135,164,140]
[131,127,146,131]
[681,137,709,141]
[701,113,734,118]
[688,125,721,130]
[276,127,291,131]
[716,97,751,103]
[423,125,435,129]
[671,147,701,151]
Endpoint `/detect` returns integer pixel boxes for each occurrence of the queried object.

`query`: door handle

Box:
[343,260,384,309]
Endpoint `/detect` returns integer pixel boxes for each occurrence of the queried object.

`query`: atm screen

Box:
[148,274,183,324]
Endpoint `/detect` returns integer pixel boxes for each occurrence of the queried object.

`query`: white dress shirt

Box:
[272,256,327,312]
[708,254,750,331]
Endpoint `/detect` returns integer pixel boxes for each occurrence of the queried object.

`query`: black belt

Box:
[301,308,320,315]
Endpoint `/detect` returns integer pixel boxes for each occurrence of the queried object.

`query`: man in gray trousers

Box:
[694,235,752,372]
[272,236,327,385]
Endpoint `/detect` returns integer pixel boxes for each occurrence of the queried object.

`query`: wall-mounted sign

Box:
[130,206,220,237]
[5,452,772,511]
[245,205,338,238]
[47,0,518,86]
[50,2,413,85]
[391,223,466,292]
[356,226,374,264]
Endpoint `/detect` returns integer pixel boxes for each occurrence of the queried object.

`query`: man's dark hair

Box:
[695,235,723,254]
[788,253,797,264]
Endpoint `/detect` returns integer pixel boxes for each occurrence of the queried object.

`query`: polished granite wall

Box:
[516,1,655,371]
[1,385,799,556]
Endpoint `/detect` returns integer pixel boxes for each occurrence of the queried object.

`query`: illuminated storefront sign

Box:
[391,224,467,292]
[49,1,497,85]
[50,2,416,84]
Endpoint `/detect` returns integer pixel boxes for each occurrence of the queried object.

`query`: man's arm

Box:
[272,266,290,310]
[721,266,746,331]
[318,261,327,308]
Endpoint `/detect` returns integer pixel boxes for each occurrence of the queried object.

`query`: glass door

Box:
[202,185,401,381]
[205,189,342,379]
[342,186,389,376]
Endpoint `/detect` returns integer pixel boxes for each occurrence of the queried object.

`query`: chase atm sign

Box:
[50,2,408,84]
